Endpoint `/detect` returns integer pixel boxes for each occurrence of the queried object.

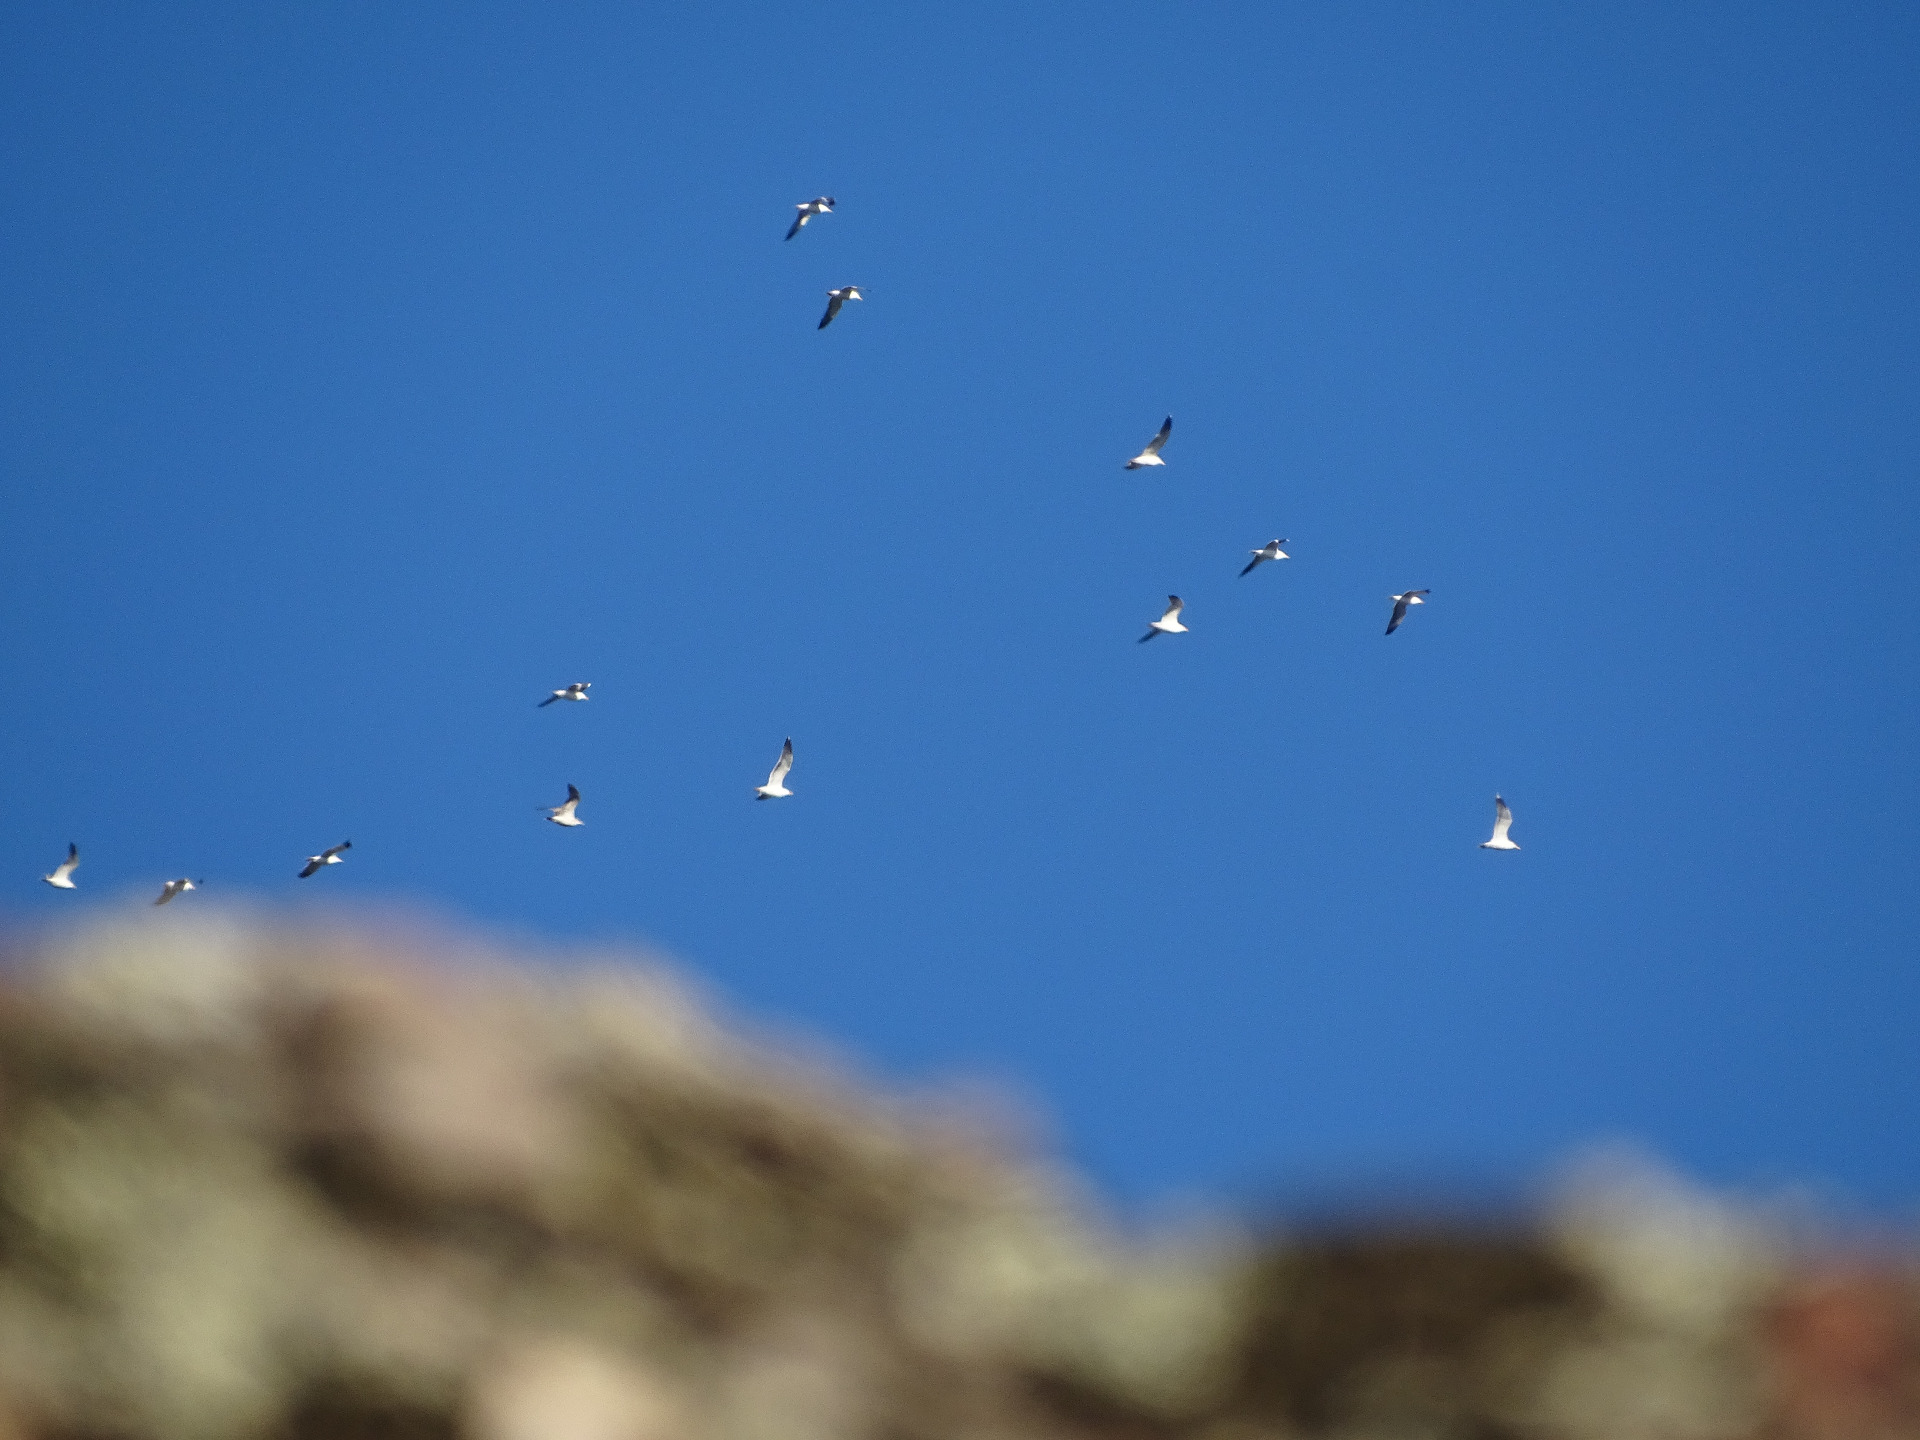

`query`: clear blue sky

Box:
[4,3,1916,1211]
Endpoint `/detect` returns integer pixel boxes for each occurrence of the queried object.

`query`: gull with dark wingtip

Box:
[539,682,590,707]
[1124,416,1173,469]
[154,878,199,905]
[1138,596,1188,642]
[545,785,584,827]
[1480,795,1521,851]
[42,843,79,890]
[818,286,863,329]
[1385,590,1430,635]
[298,841,351,878]
[785,196,835,240]
[754,739,795,800]
[1240,539,1289,576]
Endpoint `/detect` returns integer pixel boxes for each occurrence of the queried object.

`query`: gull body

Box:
[154,878,198,906]
[1139,595,1188,642]
[539,682,591,707]
[1385,589,1430,635]
[1240,539,1290,576]
[547,784,584,826]
[785,196,835,240]
[818,286,863,329]
[298,841,352,878]
[42,843,79,889]
[1481,795,1521,850]
[755,738,795,800]
[1125,416,1173,469]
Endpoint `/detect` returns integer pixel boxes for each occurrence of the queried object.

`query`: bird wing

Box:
[1163,595,1184,620]
[538,694,558,706]
[53,844,78,879]
[1142,416,1172,456]
[1386,600,1409,634]
[155,883,177,905]
[325,841,352,861]
[769,738,793,783]
[819,293,843,328]
[298,859,321,878]
[1239,555,1262,577]
[1491,796,1513,840]
[785,212,806,240]
[566,785,580,804]
[1137,629,1158,643]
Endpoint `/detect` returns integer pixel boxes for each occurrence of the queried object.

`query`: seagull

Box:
[539,682,591,707]
[42,843,79,890]
[754,738,795,800]
[1480,795,1521,851]
[298,841,352,878]
[546,784,584,827]
[154,878,198,906]
[1240,539,1290,576]
[818,286,863,329]
[1138,595,1188,642]
[785,196,835,240]
[1385,590,1430,635]
[1124,416,1173,469]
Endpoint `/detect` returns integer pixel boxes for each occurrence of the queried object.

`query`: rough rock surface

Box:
[0,916,1910,1440]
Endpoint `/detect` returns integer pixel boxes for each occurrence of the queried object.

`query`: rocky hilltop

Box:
[0,917,1907,1440]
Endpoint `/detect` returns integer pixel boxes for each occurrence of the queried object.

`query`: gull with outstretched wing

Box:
[539,682,590,707]
[1386,590,1430,635]
[154,878,198,905]
[298,841,352,878]
[1240,539,1289,576]
[1139,595,1188,642]
[818,286,863,329]
[755,739,795,800]
[1125,416,1173,469]
[546,785,584,827]
[785,196,835,240]
[43,843,79,890]
[1480,795,1521,851]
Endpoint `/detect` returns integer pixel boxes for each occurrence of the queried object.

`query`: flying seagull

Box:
[754,738,795,800]
[546,784,584,827]
[539,682,591,707]
[1139,595,1188,642]
[1385,590,1430,635]
[1480,795,1521,851]
[1125,416,1173,469]
[42,843,79,890]
[818,286,863,329]
[1240,539,1290,576]
[154,878,198,906]
[298,841,352,878]
[785,196,835,240]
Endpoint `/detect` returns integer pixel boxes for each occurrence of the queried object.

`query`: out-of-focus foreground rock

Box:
[0,917,1912,1440]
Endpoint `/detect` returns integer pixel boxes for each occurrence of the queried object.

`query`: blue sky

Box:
[3,3,1916,1211]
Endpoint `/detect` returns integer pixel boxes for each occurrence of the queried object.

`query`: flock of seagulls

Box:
[32,191,1522,906]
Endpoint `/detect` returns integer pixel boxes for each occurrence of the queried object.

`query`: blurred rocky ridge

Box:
[0,915,1911,1440]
